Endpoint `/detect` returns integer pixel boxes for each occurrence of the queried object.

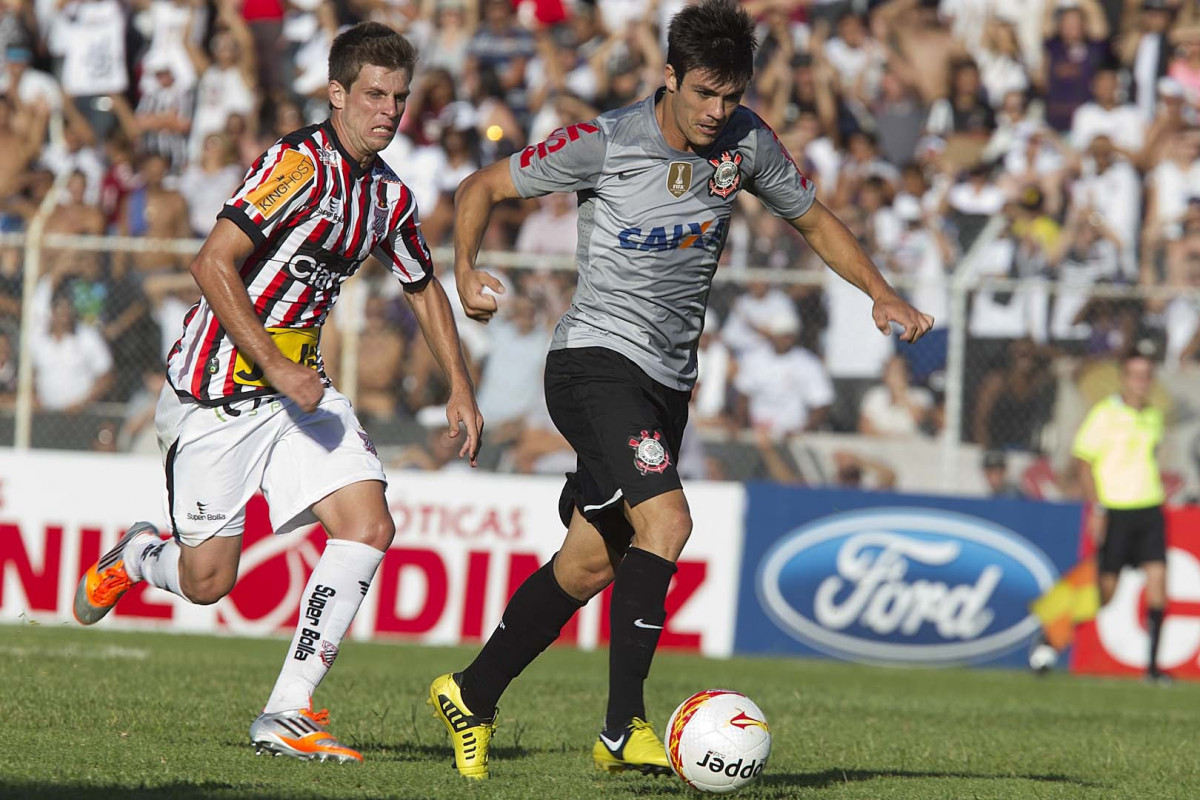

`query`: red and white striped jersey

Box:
[167,121,433,406]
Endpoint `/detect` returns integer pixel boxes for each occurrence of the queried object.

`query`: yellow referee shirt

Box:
[1071,395,1164,509]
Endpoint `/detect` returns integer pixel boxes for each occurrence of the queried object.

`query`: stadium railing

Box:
[4,188,1200,500]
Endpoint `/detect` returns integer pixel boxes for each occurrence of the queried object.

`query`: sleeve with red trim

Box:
[746,116,816,220]
[217,141,319,247]
[373,189,434,293]
[508,120,606,198]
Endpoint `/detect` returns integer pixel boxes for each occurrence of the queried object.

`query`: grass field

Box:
[3,623,1198,800]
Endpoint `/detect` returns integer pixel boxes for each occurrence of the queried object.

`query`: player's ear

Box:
[329,80,347,111]
[665,64,678,94]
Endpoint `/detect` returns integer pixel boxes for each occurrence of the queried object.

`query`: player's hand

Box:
[872,293,934,343]
[445,385,484,467]
[457,268,505,323]
[266,360,323,413]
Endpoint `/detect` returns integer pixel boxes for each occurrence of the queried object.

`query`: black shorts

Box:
[544,347,690,552]
[1099,506,1166,574]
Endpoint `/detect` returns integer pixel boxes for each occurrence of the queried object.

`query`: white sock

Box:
[130,537,185,597]
[262,539,385,714]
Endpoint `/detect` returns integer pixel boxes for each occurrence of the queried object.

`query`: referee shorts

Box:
[544,347,690,553]
[1099,505,1166,574]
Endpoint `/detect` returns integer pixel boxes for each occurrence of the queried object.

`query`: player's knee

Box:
[576,561,616,599]
[356,516,395,550]
[180,570,236,605]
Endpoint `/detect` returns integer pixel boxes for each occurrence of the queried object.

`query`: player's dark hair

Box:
[328,22,418,91]
[666,0,757,89]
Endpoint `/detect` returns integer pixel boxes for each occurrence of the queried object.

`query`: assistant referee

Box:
[1072,344,1168,682]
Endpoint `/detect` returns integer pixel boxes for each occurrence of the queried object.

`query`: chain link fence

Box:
[4,200,1200,502]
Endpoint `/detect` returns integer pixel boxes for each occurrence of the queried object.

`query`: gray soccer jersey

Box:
[509,90,815,390]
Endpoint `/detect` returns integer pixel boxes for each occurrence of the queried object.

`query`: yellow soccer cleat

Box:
[73,522,159,625]
[593,717,672,775]
[428,672,497,780]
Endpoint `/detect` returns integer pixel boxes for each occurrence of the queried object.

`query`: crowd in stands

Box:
[2,0,1200,486]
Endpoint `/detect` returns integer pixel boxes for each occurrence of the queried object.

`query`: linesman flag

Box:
[1030,561,1101,651]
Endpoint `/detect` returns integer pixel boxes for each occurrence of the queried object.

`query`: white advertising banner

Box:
[0,451,745,657]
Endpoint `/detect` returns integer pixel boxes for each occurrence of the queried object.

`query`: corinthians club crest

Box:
[707,150,742,199]
[628,429,671,475]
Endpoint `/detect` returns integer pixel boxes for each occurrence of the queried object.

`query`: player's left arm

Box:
[789,200,934,343]
[405,276,484,467]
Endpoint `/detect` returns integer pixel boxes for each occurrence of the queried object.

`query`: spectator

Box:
[125,60,193,172]
[1142,77,1190,171]
[720,279,796,358]
[734,312,834,438]
[178,133,244,237]
[31,294,114,412]
[1118,0,1175,123]
[118,368,166,455]
[886,194,951,330]
[1069,62,1145,155]
[116,153,191,274]
[1046,207,1123,347]
[832,450,897,490]
[693,310,731,428]
[1039,0,1110,133]
[972,338,1054,451]
[409,0,478,82]
[515,191,577,257]
[0,93,46,207]
[0,330,16,408]
[54,0,128,140]
[925,58,996,146]
[475,295,549,428]
[1,44,62,117]
[1070,134,1142,278]
[393,427,475,472]
[973,19,1031,108]
[858,354,935,437]
[185,4,257,163]
[466,0,536,125]
[1167,24,1200,101]
[981,449,1027,498]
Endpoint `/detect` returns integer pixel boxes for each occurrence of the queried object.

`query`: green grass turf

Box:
[2,623,1197,799]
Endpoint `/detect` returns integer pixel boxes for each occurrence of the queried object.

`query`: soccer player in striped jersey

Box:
[73,22,484,763]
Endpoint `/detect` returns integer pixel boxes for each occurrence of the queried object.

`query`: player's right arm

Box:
[454,121,607,322]
[452,159,521,323]
[189,219,324,412]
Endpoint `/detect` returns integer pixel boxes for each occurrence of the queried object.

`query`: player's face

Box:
[665,66,746,150]
[331,65,411,161]
[1122,357,1154,407]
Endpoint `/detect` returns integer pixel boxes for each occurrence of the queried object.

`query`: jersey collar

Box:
[646,87,725,160]
[322,119,374,179]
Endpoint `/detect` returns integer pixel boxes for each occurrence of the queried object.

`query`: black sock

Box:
[1148,607,1165,676]
[606,547,676,732]
[459,556,583,718]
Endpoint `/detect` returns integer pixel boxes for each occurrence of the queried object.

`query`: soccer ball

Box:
[665,689,771,793]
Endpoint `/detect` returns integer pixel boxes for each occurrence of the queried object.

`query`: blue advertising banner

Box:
[735,485,1083,668]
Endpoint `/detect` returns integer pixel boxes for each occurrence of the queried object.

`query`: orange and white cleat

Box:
[250,708,363,763]
[73,522,159,625]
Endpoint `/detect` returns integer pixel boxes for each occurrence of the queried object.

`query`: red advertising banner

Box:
[0,452,745,657]
[1071,505,1200,679]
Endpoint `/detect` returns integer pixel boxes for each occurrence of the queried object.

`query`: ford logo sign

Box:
[756,508,1058,665]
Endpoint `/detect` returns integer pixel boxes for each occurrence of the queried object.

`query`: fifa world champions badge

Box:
[707,151,742,199]
[629,430,671,475]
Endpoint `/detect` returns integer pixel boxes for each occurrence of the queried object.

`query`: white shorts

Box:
[155,384,386,547]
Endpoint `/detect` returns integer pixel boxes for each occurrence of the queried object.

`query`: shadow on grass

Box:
[759,768,1104,789]
[350,739,533,764]
[0,783,309,800]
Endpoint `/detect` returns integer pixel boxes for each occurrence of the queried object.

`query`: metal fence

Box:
[4,192,1200,503]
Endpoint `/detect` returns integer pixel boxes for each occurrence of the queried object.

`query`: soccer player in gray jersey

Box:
[430,0,933,780]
